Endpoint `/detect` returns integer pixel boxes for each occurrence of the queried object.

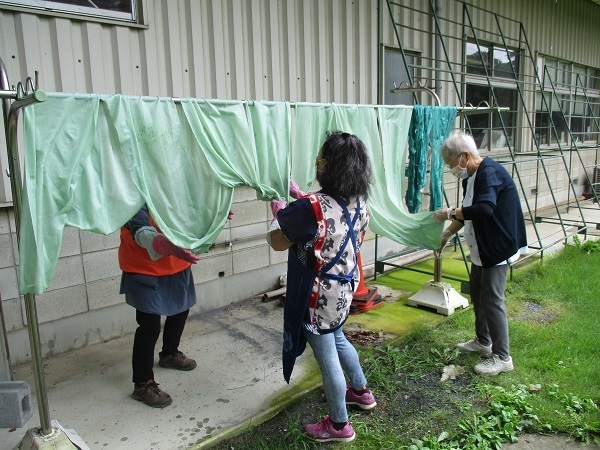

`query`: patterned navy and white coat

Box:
[277,192,369,334]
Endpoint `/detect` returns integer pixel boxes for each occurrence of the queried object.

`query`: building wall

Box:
[0,0,599,365]
[381,0,600,104]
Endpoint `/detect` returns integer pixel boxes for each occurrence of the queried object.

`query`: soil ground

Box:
[210,366,599,450]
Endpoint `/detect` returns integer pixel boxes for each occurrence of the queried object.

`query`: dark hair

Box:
[318,131,372,199]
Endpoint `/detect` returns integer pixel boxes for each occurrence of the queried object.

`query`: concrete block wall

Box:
[0,154,596,365]
[0,381,32,428]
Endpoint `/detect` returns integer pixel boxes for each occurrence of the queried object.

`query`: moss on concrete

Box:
[344,254,471,337]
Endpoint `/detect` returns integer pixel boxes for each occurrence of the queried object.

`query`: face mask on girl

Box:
[450,154,469,179]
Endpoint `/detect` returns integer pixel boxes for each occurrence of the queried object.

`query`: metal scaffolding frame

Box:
[375,0,600,286]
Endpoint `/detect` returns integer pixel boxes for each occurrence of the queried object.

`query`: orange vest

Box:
[118,217,191,277]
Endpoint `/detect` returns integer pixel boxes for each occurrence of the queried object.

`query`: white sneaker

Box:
[474,355,514,376]
[456,338,493,357]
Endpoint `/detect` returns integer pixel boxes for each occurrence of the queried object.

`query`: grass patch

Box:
[207,244,600,449]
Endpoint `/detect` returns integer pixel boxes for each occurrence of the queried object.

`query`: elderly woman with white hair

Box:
[433,130,527,376]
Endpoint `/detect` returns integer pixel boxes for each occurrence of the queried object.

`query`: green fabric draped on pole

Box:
[19,95,448,295]
[291,103,444,250]
[373,106,444,248]
[20,93,290,294]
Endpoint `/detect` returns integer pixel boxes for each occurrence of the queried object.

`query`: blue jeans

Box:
[303,326,367,423]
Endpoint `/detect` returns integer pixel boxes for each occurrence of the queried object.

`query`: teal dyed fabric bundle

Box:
[405,105,432,213]
[405,105,457,213]
[429,106,458,210]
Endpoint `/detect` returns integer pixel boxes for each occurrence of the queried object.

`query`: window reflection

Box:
[465,85,517,150]
[466,42,518,80]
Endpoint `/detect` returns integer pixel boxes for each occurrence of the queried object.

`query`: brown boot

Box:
[131,380,172,408]
[159,351,197,371]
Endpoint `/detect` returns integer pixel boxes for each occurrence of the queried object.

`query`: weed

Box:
[429,347,461,365]
[566,235,600,254]
[282,413,313,450]
[546,384,599,443]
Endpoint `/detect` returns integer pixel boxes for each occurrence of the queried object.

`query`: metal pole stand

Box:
[0,58,80,449]
[406,250,469,315]
[18,426,78,450]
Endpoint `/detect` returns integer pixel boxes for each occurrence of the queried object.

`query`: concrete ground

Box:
[3,297,316,449]
[2,199,599,450]
[503,434,600,449]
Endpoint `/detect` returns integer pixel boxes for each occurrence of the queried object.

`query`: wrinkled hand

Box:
[270,199,288,219]
[438,229,453,251]
[227,209,234,221]
[152,235,200,264]
[289,180,306,200]
[433,208,451,223]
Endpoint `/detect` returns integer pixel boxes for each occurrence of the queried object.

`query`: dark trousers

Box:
[132,309,189,384]
[470,263,510,360]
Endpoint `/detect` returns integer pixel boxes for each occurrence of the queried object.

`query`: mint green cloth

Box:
[20,93,290,294]
[374,107,444,247]
[291,103,443,250]
[20,96,443,295]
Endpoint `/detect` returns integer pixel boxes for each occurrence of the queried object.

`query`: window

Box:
[587,68,600,90]
[466,42,519,80]
[465,85,518,150]
[464,41,520,151]
[535,57,600,146]
[384,48,416,106]
[0,0,138,22]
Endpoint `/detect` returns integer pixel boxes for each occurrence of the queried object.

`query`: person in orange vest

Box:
[119,204,212,408]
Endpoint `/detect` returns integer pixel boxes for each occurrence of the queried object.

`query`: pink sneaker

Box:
[304,415,356,442]
[346,386,377,410]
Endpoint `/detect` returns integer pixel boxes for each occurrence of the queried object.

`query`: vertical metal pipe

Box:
[434,0,442,104]
[432,0,445,285]
[1,57,52,435]
[0,60,13,382]
[433,250,442,282]
[23,293,52,435]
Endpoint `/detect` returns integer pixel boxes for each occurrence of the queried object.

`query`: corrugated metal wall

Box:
[0,0,379,102]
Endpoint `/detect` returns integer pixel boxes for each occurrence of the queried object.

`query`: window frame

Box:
[463,39,521,153]
[0,0,141,25]
[535,56,600,148]
[382,46,420,106]
[465,41,520,81]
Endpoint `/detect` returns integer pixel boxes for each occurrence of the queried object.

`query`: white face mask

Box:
[450,155,468,179]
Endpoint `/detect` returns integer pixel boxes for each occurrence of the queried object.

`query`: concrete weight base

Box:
[407,281,469,316]
[17,427,77,449]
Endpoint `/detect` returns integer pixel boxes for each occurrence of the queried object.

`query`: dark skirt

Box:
[120,267,197,316]
[282,250,317,383]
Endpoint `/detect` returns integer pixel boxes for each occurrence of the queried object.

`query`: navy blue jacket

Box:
[461,158,527,267]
